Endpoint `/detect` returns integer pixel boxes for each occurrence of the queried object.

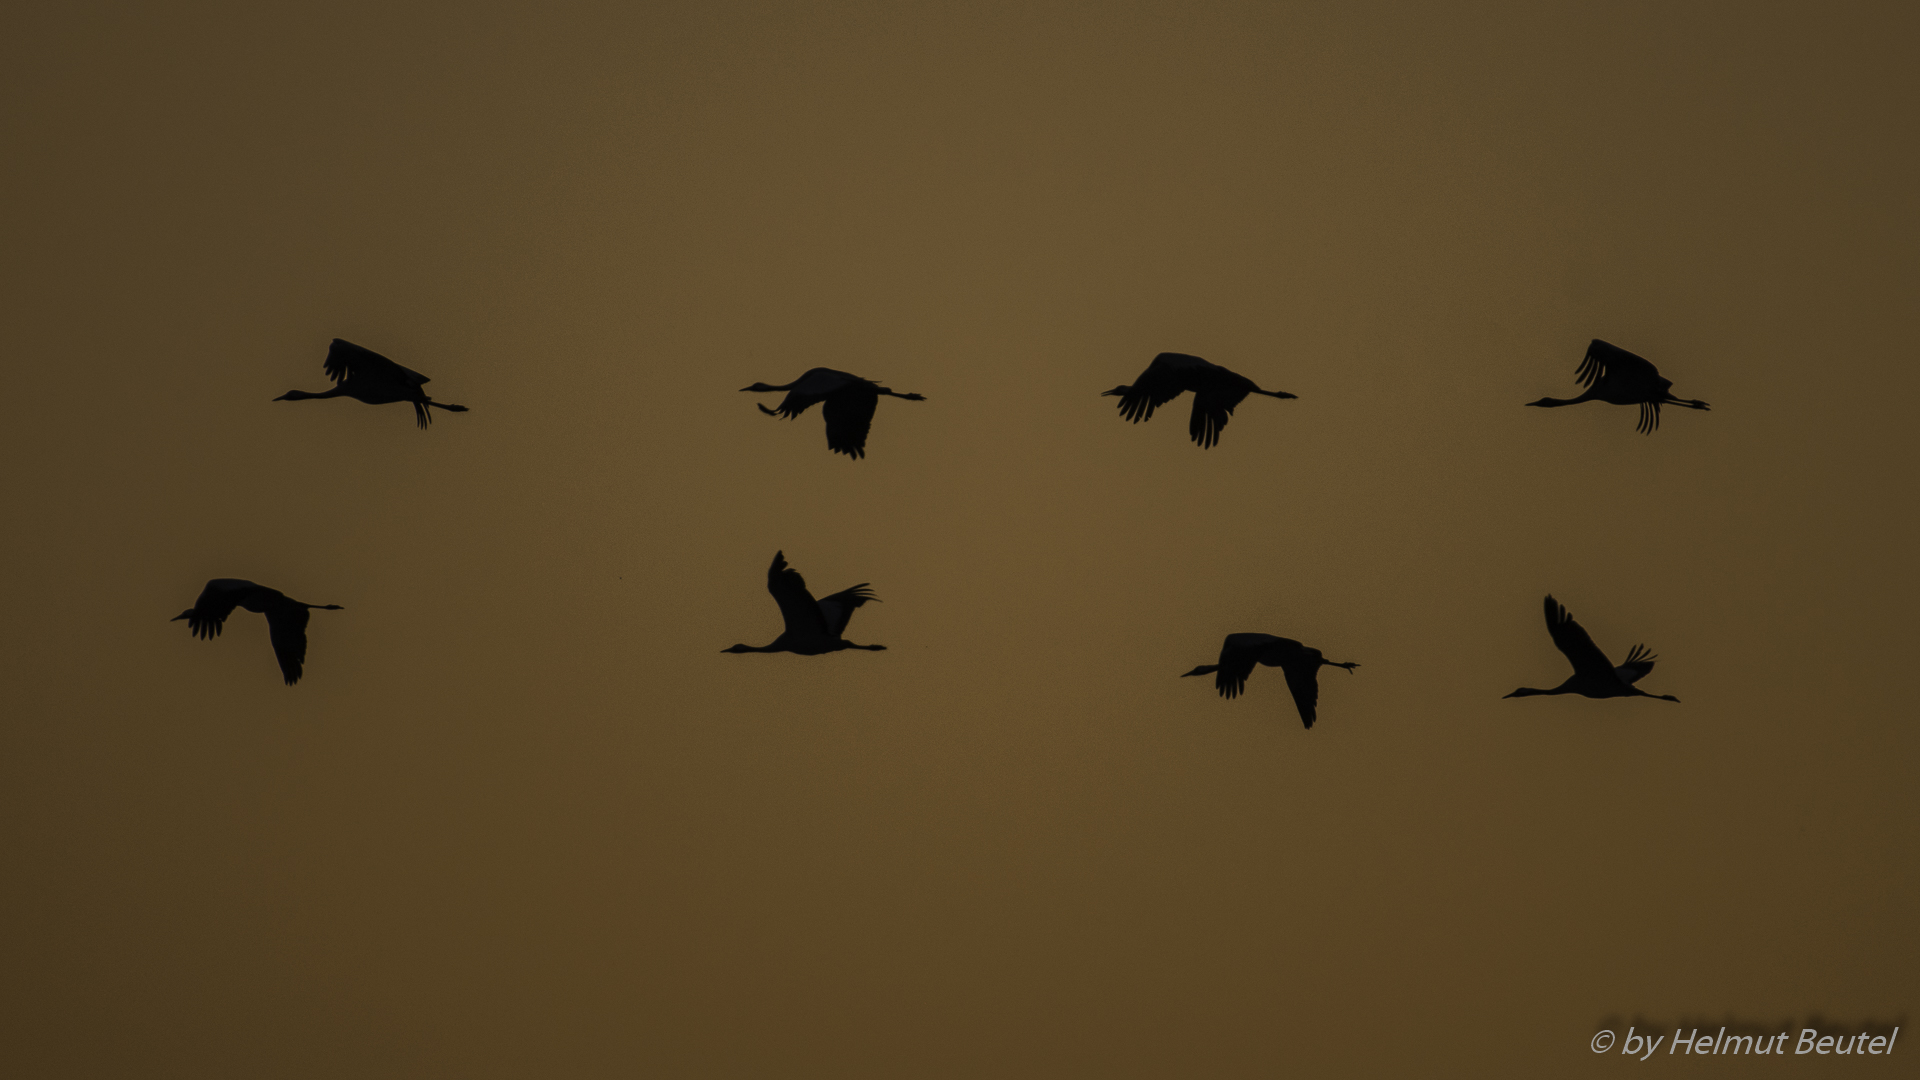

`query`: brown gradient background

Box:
[3,2,1915,1076]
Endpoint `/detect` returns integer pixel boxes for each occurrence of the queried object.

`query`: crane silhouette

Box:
[1505,595,1680,702]
[723,551,887,654]
[1182,633,1358,728]
[741,368,925,458]
[172,579,344,685]
[275,339,470,430]
[1103,352,1296,448]
[1525,339,1709,433]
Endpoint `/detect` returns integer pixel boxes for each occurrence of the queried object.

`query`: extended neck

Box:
[276,387,347,401]
[1524,391,1594,409]
[1504,686,1568,698]
[721,634,787,653]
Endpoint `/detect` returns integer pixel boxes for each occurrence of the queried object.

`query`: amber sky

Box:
[2,1,1915,1076]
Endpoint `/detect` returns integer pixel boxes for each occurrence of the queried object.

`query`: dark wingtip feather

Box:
[1543,594,1570,629]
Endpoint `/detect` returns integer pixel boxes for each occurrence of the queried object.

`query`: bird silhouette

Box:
[275,339,470,430]
[1103,352,1296,448]
[172,579,344,685]
[1505,595,1680,702]
[1182,633,1358,728]
[1524,339,1709,433]
[741,368,925,458]
[723,551,887,654]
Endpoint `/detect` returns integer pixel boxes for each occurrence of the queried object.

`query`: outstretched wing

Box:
[1577,339,1660,389]
[1542,595,1614,680]
[765,551,832,646]
[1616,643,1657,685]
[1188,384,1251,449]
[1277,655,1323,729]
[184,578,251,639]
[816,584,878,637]
[1109,353,1209,423]
[821,385,880,459]
[325,339,430,388]
[264,605,311,685]
[1213,633,1275,699]
[758,368,859,421]
[760,393,821,419]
